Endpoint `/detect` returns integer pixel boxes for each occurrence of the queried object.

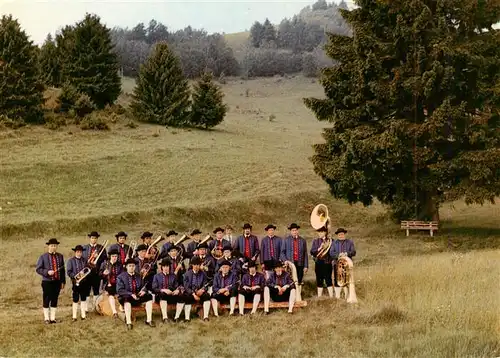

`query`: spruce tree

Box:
[130,42,191,126]
[59,13,121,108]
[189,72,228,129]
[304,0,500,222]
[0,15,44,123]
[38,33,61,87]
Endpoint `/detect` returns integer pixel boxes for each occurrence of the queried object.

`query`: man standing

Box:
[82,231,107,311]
[260,224,283,279]
[234,223,260,272]
[281,223,308,300]
[208,227,230,259]
[310,226,334,298]
[36,238,66,324]
[67,245,90,321]
[224,225,236,248]
[108,231,130,266]
[185,229,203,259]
[330,227,356,299]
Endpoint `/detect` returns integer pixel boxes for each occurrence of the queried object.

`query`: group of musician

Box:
[35,223,356,329]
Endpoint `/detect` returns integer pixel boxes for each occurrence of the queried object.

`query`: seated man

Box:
[264,261,296,314]
[215,245,242,278]
[179,257,211,322]
[99,249,123,318]
[116,258,156,330]
[238,261,265,315]
[152,258,184,323]
[210,260,238,317]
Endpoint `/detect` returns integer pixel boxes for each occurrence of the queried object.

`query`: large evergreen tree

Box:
[38,33,61,87]
[59,13,121,108]
[0,15,44,123]
[189,72,228,129]
[130,42,191,126]
[304,0,500,221]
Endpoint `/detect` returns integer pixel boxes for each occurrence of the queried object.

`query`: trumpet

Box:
[75,267,91,286]
[125,240,137,261]
[140,263,152,278]
[88,240,109,267]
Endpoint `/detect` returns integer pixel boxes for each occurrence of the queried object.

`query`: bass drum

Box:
[96,293,117,316]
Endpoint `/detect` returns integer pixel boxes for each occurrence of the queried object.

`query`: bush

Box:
[241,48,303,77]
[80,112,110,130]
[0,114,25,129]
[188,72,228,129]
[74,93,95,117]
[43,112,66,130]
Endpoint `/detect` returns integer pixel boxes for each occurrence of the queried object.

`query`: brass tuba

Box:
[336,255,358,303]
[284,261,302,302]
[310,203,331,232]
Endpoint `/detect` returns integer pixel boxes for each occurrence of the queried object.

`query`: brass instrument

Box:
[88,240,109,267]
[284,261,302,302]
[140,262,152,279]
[310,204,333,259]
[199,234,212,246]
[211,240,225,260]
[75,267,92,286]
[336,255,358,303]
[125,240,137,261]
[173,234,188,258]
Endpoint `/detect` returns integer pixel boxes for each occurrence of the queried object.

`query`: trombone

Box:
[88,239,109,267]
[125,240,137,261]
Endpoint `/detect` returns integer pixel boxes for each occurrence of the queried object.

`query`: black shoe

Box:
[81,317,86,321]
[264,311,270,315]
[72,318,77,322]
[173,318,179,323]
[145,321,156,327]
[44,320,51,325]
[184,319,190,323]
[163,318,169,324]
[203,317,209,322]
[127,324,133,330]
[50,320,57,324]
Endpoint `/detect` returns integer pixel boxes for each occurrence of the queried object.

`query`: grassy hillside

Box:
[224,31,250,62]
[0,76,498,357]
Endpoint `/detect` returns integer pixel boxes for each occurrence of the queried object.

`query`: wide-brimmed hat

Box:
[273,260,286,269]
[287,223,300,230]
[87,231,100,238]
[135,244,148,252]
[166,230,178,237]
[125,258,136,266]
[213,227,224,234]
[222,244,232,251]
[167,245,180,252]
[265,224,277,231]
[46,238,60,245]
[242,223,252,229]
[108,249,119,256]
[316,226,328,232]
[72,245,84,252]
[247,261,256,268]
[190,257,202,265]
[197,242,209,249]
[191,229,202,236]
[220,260,231,267]
[160,258,172,267]
[141,231,153,239]
[335,228,347,235]
[115,231,127,238]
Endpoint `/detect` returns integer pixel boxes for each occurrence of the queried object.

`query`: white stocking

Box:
[229,297,236,314]
[43,308,50,321]
[145,300,153,323]
[288,289,296,313]
[203,300,210,319]
[317,287,323,297]
[334,287,341,299]
[184,304,192,320]
[327,287,334,298]
[72,303,78,319]
[49,307,56,321]
[263,287,271,312]
[80,301,87,318]
[160,300,168,319]
[251,294,260,314]
[238,294,245,315]
[108,295,117,314]
[124,302,132,324]
[211,299,219,316]
[174,303,184,319]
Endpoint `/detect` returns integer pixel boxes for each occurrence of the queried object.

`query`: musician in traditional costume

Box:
[116,258,155,329]
[165,245,186,282]
[140,231,159,260]
[159,230,185,259]
[210,259,238,316]
[208,227,230,259]
[67,245,90,321]
[180,257,211,321]
[185,229,203,258]
[260,224,283,279]
[82,231,107,311]
[330,228,356,299]
[134,244,156,291]
[281,223,308,288]
[196,241,216,273]
[152,258,184,323]
[264,261,296,314]
[310,226,334,298]
[99,249,123,318]
[234,223,260,272]
[224,225,236,248]
[36,238,66,324]
[215,245,242,278]
[238,261,265,315]
[108,231,130,266]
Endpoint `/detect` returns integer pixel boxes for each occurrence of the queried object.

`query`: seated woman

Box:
[263,261,296,314]
[152,258,184,323]
[210,259,238,316]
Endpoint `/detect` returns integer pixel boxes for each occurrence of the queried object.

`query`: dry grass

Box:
[224,31,250,62]
[0,76,499,357]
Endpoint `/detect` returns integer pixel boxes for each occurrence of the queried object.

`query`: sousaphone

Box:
[310,204,332,258]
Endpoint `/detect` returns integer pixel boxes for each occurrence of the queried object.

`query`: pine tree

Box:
[130,42,190,126]
[189,72,228,129]
[59,13,121,109]
[38,33,61,87]
[304,0,500,222]
[0,15,44,123]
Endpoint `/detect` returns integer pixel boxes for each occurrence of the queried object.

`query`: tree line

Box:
[0,14,227,130]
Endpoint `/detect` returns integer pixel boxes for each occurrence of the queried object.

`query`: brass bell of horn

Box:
[310,204,331,231]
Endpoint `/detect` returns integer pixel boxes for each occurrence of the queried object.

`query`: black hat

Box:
[160,258,172,267]
[45,238,60,245]
[141,231,153,239]
[72,245,84,252]
[136,244,148,252]
[242,223,252,229]
[197,242,209,249]
[220,260,231,267]
[115,231,127,238]
[108,249,119,256]
[166,230,178,237]
[222,244,232,251]
[125,258,136,266]
[335,228,347,235]
[288,223,300,230]
[247,260,256,268]
[273,260,286,269]
[316,226,328,232]
[265,224,277,231]
[213,227,224,234]
[191,229,202,235]
[88,231,100,237]
[167,245,180,252]
[190,256,201,265]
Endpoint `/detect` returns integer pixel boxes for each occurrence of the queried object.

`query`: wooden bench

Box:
[400,220,439,237]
